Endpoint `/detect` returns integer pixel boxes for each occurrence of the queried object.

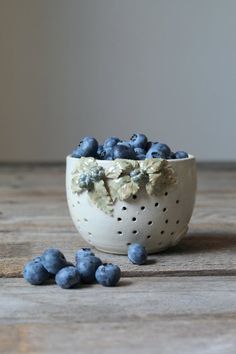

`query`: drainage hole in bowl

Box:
[132,195,137,200]
[165,219,168,224]
[127,242,131,246]
[72,204,75,208]
[161,230,165,235]
[171,232,174,235]
[164,192,168,196]
[132,230,138,234]
[117,217,122,222]
[155,202,159,207]
[176,220,180,224]
[122,206,127,211]
[163,207,167,212]
[77,200,80,204]
[88,232,92,235]
[117,231,123,235]
[141,206,145,210]
[84,218,88,222]
[148,221,153,225]
[132,217,137,222]
[147,235,151,239]
[176,200,180,204]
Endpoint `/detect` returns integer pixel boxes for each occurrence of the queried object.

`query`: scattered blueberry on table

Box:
[76,255,102,284]
[23,258,50,285]
[23,244,148,289]
[75,247,95,263]
[55,266,81,289]
[128,243,148,265]
[41,248,68,274]
[95,263,121,287]
[71,134,189,160]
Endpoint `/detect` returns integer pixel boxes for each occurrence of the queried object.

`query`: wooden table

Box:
[0,163,236,354]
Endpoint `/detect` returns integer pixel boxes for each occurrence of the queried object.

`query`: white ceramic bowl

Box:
[66,155,197,255]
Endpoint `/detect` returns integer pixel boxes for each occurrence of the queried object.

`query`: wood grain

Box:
[0,165,236,277]
[0,277,236,354]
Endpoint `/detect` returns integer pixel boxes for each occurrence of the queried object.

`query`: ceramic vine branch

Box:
[71,157,176,215]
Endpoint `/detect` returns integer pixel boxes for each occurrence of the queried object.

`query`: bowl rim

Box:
[66,154,195,164]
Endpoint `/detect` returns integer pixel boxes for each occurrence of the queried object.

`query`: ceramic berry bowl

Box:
[66,155,197,255]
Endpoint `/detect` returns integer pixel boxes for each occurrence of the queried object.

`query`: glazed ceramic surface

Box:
[66,155,197,254]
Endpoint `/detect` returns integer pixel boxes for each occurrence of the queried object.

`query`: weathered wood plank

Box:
[0,277,236,354]
[0,229,236,277]
[0,165,235,277]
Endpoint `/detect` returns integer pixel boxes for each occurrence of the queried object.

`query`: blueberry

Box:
[103,136,120,149]
[155,143,171,158]
[146,149,164,159]
[146,141,158,151]
[134,147,146,155]
[146,142,171,159]
[75,248,95,264]
[103,147,114,160]
[169,151,176,159]
[95,263,121,287]
[41,248,68,274]
[76,255,102,283]
[128,243,147,265]
[129,134,148,149]
[55,266,81,289]
[23,259,50,285]
[72,136,98,158]
[71,146,83,158]
[175,151,188,159]
[96,145,105,159]
[113,144,136,160]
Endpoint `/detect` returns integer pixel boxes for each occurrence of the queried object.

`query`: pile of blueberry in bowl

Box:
[71,133,189,160]
[66,134,196,255]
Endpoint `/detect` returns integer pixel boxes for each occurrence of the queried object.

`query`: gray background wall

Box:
[0,0,236,162]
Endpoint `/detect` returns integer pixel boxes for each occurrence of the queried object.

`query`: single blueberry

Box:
[113,144,136,160]
[155,143,171,158]
[129,134,148,149]
[72,136,98,158]
[55,266,81,289]
[95,263,121,287]
[75,248,95,264]
[146,148,164,159]
[175,151,188,159]
[41,248,68,274]
[128,243,147,265]
[146,142,171,159]
[76,255,102,283]
[23,259,50,285]
[103,136,120,149]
